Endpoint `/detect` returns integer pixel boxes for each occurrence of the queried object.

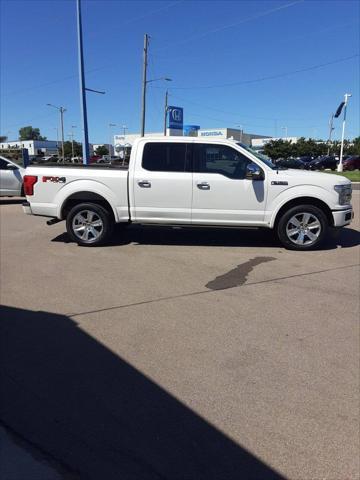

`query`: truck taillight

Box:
[23,175,38,196]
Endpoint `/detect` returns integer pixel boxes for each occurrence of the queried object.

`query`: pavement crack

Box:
[67,264,358,319]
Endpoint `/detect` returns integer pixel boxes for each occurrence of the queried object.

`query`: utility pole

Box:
[338,93,352,172]
[60,107,65,160]
[327,113,334,155]
[109,123,116,159]
[47,104,66,161]
[68,133,74,158]
[122,125,127,165]
[140,33,149,137]
[164,89,168,136]
[236,124,243,142]
[77,0,90,164]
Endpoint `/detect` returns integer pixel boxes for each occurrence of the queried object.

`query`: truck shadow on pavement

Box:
[52,224,360,250]
[0,305,284,480]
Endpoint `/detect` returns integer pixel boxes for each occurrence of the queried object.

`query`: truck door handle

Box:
[197,182,210,190]
[138,180,151,188]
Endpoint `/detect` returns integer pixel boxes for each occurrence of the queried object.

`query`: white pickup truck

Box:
[22,136,353,250]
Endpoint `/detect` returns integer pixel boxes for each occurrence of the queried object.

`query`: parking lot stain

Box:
[206,257,276,291]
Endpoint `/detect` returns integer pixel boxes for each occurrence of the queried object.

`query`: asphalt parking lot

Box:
[1,193,359,480]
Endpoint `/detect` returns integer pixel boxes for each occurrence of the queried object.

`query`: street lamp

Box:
[121,125,128,164]
[281,126,288,139]
[236,124,243,143]
[68,125,77,158]
[141,76,172,137]
[108,123,116,159]
[76,0,105,165]
[47,103,66,160]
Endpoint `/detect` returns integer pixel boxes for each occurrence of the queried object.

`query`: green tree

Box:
[347,136,360,155]
[95,145,109,156]
[0,135,7,143]
[62,141,82,158]
[19,126,47,141]
[263,139,294,159]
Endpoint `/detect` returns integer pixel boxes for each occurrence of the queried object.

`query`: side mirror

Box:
[246,163,263,180]
[7,163,18,170]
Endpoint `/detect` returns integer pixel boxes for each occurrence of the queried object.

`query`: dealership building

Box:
[113,127,271,156]
[0,139,58,156]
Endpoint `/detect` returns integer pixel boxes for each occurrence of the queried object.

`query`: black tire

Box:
[277,204,328,250]
[66,202,113,246]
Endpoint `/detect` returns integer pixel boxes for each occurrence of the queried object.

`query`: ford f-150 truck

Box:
[22,137,353,250]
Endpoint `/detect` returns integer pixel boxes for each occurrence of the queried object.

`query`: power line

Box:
[167,54,359,90]
[153,0,304,51]
[170,93,326,123]
[152,20,359,62]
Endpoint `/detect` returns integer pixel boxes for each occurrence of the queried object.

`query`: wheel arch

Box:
[272,197,333,229]
[60,191,115,222]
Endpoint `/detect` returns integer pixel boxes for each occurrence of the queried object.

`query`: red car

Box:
[343,156,360,171]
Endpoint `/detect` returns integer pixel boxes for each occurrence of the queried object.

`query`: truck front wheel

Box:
[66,203,113,246]
[277,204,328,250]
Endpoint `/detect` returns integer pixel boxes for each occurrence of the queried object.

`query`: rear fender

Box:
[55,179,119,221]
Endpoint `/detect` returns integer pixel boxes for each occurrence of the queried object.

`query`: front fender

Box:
[55,179,119,221]
[268,185,335,228]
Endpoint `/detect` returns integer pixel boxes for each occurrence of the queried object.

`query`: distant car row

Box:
[31,154,121,165]
[274,155,360,171]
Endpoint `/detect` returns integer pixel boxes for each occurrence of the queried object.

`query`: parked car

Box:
[22,137,353,250]
[297,156,314,164]
[342,155,360,171]
[275,158,305,169]
[34,155,59,164]
[0,156,25,196]
[308,156,338,171]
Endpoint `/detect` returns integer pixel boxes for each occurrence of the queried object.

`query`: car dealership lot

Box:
[1,194,359,480]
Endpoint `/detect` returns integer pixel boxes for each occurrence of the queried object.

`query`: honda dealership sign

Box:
[166,106,183,130]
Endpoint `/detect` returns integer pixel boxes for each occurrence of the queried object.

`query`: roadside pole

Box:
[337,93,352,172]
[76,0,90,165]
[140,34,149,137]
[164,90,168,136]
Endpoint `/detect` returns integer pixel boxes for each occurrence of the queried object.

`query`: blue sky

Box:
[1,0,359,143]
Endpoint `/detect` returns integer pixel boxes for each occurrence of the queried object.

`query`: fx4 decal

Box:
[42,176,66,183]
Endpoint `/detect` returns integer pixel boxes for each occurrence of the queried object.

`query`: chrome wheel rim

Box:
[286,212,321,246]
[72,210,103,243]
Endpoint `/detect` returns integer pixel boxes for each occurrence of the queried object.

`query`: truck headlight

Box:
[334,184,352,205]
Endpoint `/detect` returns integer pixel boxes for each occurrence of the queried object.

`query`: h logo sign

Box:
[167,106,184,130]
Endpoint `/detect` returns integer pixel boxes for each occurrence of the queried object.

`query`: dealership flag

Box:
[334,101,345,118]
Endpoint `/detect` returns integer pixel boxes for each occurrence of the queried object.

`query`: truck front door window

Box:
[193,144,251,179]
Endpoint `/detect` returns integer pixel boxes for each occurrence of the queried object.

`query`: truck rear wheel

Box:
[66,202,113,246]
[277,204,328,250]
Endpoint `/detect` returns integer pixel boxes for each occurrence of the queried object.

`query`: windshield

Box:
[236,143,276,169]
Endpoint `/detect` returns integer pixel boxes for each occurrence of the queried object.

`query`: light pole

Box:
[281,126,288,139]
[338,93,352,172]
[140,33,172,136]
[236,124,243,142]
[109,123,116,158]
[122,125,127,164]
[68,126,77,158]
[164,90,169,136]
[47,104,66,161]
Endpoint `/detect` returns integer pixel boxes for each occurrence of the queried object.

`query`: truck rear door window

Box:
[193,144,251,179]
[142,143,190,172]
